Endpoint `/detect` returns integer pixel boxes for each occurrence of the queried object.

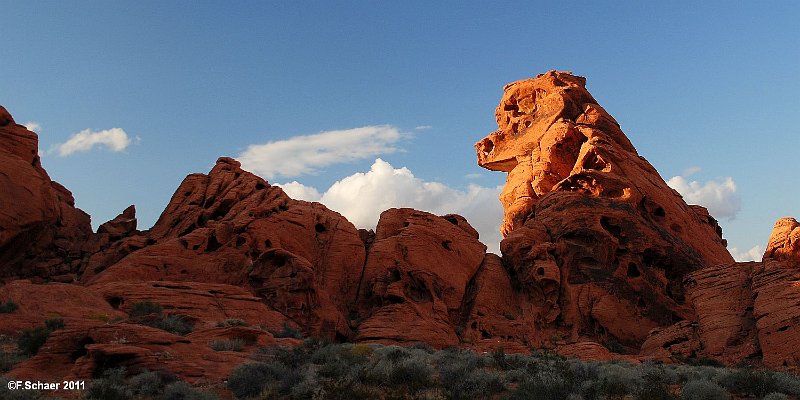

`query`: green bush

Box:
[45,317,65,331]
[128,301,163,318]
[209,338,245,352]
[680,379,730,400]
[15,317,66,356]
[0,300,19,313]
[272,322,303,339]
[147,315,194,336]
[161,381,219,400]
[216,318,248,327]
[387,356,434,392]
[83,367,133,400]
[1,348,26,372]
[227,361,287,399]
[17,327,50,356]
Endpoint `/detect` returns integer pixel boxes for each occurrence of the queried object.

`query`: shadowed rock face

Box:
[0,106,93,281]
[474,71,734,348]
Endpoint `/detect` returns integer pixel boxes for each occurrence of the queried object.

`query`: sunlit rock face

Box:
[474,71,733,348]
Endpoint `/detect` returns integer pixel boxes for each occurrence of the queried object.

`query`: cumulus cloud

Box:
[729,245,763,262]
[237,125,403,179]
[682,166,702,177]
[55,128,133,156]
[667,175,741,220]
[23,121,41,132]
[279,181,322,201]
[276,159,504,253]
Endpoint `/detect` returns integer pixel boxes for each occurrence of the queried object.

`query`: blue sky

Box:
[1,1,797,258]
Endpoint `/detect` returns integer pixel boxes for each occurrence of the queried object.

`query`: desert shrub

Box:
[0,299,19,313]
[273,322,303,339]
[508,369,574,400]
[209,338,245,352]
[350,343,373,357]
[680,379,730,400]
[445,368,505,399]
[716,368,794,397]
[148,315,193,336]
[83,367,134,400]
[635,364,677,400]
[387,355,434,392]
[128,370,167,397]
[289,366,325,399]
[45,317,65,331]
[16,317,66,356]
[0,377,47,399]
[763,393,789,400]
[409,342,435,353]
[17,327,50,356]
[161,381,219,400]
[596,363,643,398]
[1,348,26,372]
[227,361,287,399]
[128,300,162,318]
[216,318,248,327]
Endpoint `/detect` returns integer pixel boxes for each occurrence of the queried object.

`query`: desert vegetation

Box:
[222,339,800,399]
[127,301,193,336]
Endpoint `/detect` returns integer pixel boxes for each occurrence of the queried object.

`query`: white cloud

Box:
[682,166,702,177]
[23,121,41,132]
[277,159,504,253]
[667,175,741,220]
[464,173,483,180]
[278,181,322,202]
[55,128,132,156]
[415,125,432,130]
[237,125,403,179]
[729,245,763,262]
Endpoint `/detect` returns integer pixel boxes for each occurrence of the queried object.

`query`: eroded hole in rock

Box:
[407,277,432,302]
[600,216,622,238]
[537,267,545,276]
[503,103,519,112]
[255,183,266,190]
[481,138,494,154]
[205,233,222,252]
[184,191,192,197]
[210,199,234,221]
[315,223,326,233]
[70,337,95,362]
[778,326,791,332]
[235,236,247,248]
[264,239,272,248]
[441,240,452,250]
[654,207,666,218]
[107,296,123,309]
[445,216,458,225]
[670,223,683,233]
[637,297,646,308]
[627,263,640,278]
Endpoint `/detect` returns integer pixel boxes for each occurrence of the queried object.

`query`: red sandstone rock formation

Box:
[0,70,798,389]
[0,107,93,281]
[765,217,800,266]
[473,71,733,351]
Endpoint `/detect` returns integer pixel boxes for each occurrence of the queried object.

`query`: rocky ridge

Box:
[1,72,798,389]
